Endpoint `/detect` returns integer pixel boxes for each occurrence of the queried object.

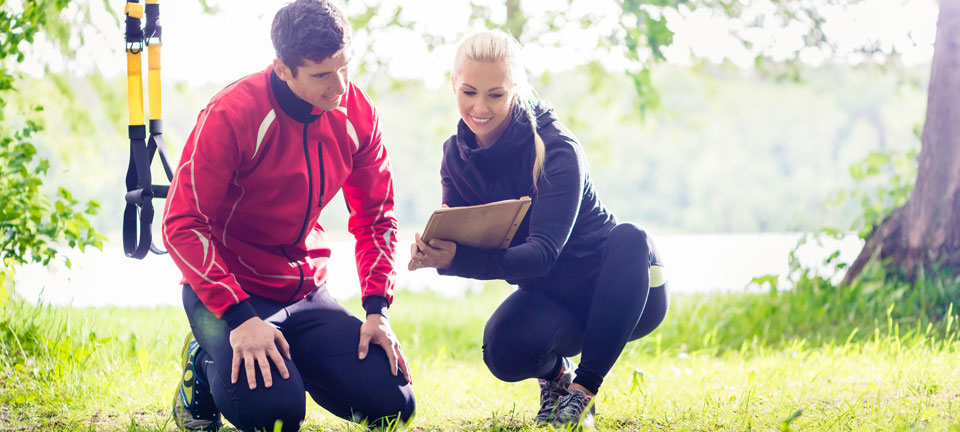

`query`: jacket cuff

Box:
[222,300,258,331]
[362,295,389,318]
[442,243,481,276]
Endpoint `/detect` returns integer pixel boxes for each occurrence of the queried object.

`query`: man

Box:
[162,1,414,431]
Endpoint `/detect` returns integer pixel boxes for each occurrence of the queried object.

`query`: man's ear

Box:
[273,58,292,81]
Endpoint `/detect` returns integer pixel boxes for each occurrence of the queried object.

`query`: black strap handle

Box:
[123,120,173,259]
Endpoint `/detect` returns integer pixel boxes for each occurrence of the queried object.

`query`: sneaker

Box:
[552,389,595,430]
[533,357,575,425]
[172,333,222,431]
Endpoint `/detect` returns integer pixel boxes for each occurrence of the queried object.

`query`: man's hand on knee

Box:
[358,314,413,384]
[229,317,292,390]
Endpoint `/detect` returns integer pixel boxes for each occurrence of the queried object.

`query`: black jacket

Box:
[438,103,618,286]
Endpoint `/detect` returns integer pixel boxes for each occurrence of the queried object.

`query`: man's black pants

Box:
[182,285,415,432]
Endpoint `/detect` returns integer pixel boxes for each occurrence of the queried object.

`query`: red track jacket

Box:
[162,66,397,327]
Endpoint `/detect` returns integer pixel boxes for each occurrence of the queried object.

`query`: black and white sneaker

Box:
[533,357,575,425]
[172,333,222,431]
[552,388,595,430]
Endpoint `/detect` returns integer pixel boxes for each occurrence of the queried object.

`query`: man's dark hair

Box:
[271,0,351,76]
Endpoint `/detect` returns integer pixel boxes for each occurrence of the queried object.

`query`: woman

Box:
[409,30,669,429]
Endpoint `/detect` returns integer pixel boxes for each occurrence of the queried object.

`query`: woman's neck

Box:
[475,111,513,149]
[476,134,495,149]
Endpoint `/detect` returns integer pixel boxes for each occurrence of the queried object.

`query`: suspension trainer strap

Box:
[123,0,173,259]
[144,0,173,254]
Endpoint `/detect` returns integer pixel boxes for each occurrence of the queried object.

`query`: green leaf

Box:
[849,164,864,180]
[645,13,673,61]
[781,409,803,431]
[864,152,890,169]
[0,271,8,307]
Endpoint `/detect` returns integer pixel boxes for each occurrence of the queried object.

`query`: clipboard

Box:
[421,197,532,249]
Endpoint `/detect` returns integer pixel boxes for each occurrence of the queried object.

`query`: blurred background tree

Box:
[1,0,944,292]
[0,0,103,304]
[842,0,960,284]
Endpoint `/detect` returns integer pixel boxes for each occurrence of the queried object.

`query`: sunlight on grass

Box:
[2,283,960,431]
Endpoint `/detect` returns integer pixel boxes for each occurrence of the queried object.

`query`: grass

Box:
[3,274,960,431]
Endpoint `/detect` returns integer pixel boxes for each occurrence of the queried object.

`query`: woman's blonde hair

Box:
[452,30,545,191]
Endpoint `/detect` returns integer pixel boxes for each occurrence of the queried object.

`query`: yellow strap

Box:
[147,44,161,120]
[126,51,144,126]
[124,3,143,19]
[145,0,159,3]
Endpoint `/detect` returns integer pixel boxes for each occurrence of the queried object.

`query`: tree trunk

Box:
[841,0,960,285]
[505,0,526,38]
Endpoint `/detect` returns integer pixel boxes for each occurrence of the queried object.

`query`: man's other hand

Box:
[229,317,292,390]
[358,314,413,384]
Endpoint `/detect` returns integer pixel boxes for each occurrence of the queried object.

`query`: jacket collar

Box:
[270,68,323,124]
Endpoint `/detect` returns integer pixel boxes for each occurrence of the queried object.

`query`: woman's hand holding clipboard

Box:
[407,197,531,271]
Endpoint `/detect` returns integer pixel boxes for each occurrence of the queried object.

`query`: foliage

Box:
[343,0,910,120]
[747,128,929,327]
[1,1,926,238]
[0,122,103,298]
[746,258,960,349]
[0,0,104,304]
[0,0,69,64]
[831,148,919,239]
[14,61,924,236]
[734,145,956,343]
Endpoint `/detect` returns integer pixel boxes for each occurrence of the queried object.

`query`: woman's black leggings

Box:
[482,223,669,394]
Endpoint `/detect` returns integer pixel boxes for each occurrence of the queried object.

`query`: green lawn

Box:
[2,283,960,431]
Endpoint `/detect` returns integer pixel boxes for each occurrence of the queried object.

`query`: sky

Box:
[17,0,939,88]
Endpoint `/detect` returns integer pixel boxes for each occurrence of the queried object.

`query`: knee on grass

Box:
[353,384,416,429]
[233,395,305,432]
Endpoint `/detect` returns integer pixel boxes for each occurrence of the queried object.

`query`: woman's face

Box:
[454,60,515,147]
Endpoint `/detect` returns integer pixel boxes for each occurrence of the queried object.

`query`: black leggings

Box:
[182,286,415,432]
[482,223,669,394]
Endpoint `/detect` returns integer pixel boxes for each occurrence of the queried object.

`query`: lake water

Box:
[13,230,863,307]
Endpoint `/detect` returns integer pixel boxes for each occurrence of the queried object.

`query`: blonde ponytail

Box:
[453,30,546,192]
[520,98,545,192]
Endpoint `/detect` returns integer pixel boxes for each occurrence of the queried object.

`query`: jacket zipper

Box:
[280,245,305,302]
[317,138,325,207]
[293,122,314,245]
[289,115,325,301]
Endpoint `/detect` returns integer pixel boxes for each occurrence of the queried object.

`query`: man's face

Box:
[274,50,350,111]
